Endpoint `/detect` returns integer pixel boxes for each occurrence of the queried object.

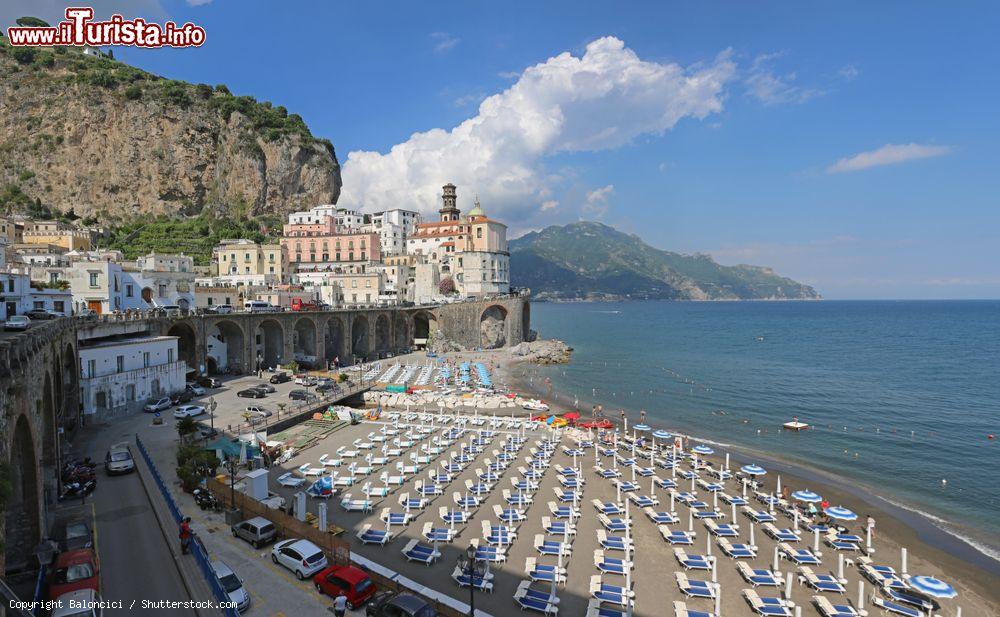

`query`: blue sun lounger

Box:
[672,600,717,617]
[743,590,792,616]
[628,494,657,508]
[719,538,757,559]
[548,502,579,519]
[513,582,559,614]
[737,563,781,587]
[401,539,440,565]
[593,500,624,515]
[675,573,716,599]
[885,588,935,612]
[452,565,493,592]
[555,489,578,503]
[763,524,799,542]
[440,507,468,524]
[646,508,680,524]
[534,535,571,556]
[598,531,633,552]
[598,515,631,533]
[743,507,777,523]
[356,525,391,545]
[589,576,633,607]
[422,523,455,543]
[525,557,566,584]
[779,542,820,565]
[543,519,575,536]
[659,526,695,545]
[799,567,845,593]
[871,596,921,617]
[706,520,739,537]
[812,595,859,617]
[594,550,632,575]
[586,599,627,617]
[673,549,713,570]
[472,543,507,563]
[655,477,678,489]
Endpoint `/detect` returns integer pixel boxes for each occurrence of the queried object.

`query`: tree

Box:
[177,416,198,441]
[16,16,50,27]
[439,277,456,295]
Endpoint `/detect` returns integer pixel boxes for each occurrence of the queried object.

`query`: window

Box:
[477,228,483,238]
[54,301,65,312]
[87,359,96,377]
[365,280,371,288]
[34,301,44,309]
[50,272,59,283]
[89,272,99,287]
[126,284,134,297]
[207,297,213,306]
[351,280,357,288]
[244,253,251,261]
[143,352,150,368]
[158,284,167,298]
[168,349,174,363]
[116,355,125,373]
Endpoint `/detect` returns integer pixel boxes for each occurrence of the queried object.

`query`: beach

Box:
[495,351,1000,614]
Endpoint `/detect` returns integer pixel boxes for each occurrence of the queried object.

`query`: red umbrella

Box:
[564,411,581,420]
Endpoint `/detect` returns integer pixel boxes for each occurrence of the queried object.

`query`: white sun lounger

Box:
[276,472,306,487]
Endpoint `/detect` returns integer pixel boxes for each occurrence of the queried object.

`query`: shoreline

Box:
[492,354,1000,611]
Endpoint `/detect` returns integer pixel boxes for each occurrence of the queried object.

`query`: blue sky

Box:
[5,1,999,298]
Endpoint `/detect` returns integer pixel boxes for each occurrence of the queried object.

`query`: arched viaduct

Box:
[0,295,529,575]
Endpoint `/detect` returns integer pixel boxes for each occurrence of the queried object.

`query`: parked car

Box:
[231,517,277,548]
[271,539,327,580]
[186,382,206,395]
[170,390,195,405]
[51,589,104,617]
[25,309,57,320]
[295,375,317,386]
[4,315,31,331]
[198,376,222,389]
[365,592,437,617]
[143,397,172,413]
[215,304,234,314]
[237,387,266,399]
[211,560,250,613]
[161,305,182,315]
[47,549,100,600]
[314,565,376,609]
[244,406,272,420]
[75,309,97,318]
[173,405,206,419]
[269,372,291,384]
[57,519,93,552]
[104,444,135,475]
[255,383,276,393]
[316,383,339,394]
[289,389,317,402]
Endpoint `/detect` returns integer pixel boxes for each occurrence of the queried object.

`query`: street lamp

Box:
[457,544,486,616]
[208,396,218,438]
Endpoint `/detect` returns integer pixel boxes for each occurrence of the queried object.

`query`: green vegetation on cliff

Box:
[510,221,820,300]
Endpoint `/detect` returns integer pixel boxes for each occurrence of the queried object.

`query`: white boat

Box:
[523,399,550,412]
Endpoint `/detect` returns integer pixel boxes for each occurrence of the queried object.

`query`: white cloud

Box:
[498,71,521,80]
[540,200,559,212]
[186,0,212,5]
[583,185,614,218]
[340,37,736,223]
[431,32,460,54]
[826,143,953,174]
[744,52,821,105]
[838,64,860,81]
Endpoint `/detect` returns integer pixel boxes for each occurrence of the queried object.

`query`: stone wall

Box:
[434,296,530,350]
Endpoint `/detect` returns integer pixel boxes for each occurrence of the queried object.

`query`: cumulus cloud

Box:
[826,143,953,174]
[340,37,736,222]
[744,52,821,105]
[540,200,559,212]
[838,64,860,81]
[582,185,614,218]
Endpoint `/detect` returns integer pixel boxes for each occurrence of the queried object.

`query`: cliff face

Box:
[0,43,340,219]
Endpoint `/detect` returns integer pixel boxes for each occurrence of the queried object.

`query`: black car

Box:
[56,518,94,551]
[24,309,57,320]
[316,383,340,394]
[237,387,266,399]
[269,372,291,384]
[171,390,195,405]
[288,389,317,402]
[366,593,437,617]
[198,376,222,388]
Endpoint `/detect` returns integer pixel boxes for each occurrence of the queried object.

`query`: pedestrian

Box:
[332,590,348,617]
[867,513,876,539]
[179,517,192,554]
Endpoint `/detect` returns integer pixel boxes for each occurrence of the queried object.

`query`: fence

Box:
[205,478,481,617]
[135,435,240,617]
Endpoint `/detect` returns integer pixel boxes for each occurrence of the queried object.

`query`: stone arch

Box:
[480,305,508,349]
[413,310,436,349]
[351,314,369,360]
[325,316,346,364]
[255,318,284,370]
[166,321,197,370]
[5,414,41,570]
[293,316,317,360]
[207,319,245,374]
[393,313,409,351]
[374,314,390,356]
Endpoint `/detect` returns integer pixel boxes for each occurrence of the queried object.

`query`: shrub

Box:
[86,70,117,88]
[11,47,36,64]
[123,84,142,100]
[160,80,190,108]
[195,83,212,99]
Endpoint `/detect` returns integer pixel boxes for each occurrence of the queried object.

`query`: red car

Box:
[313,564,376,609]
[48,549,100,600]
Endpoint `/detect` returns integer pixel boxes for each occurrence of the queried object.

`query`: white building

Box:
[450,251,511,298]
[1,268,72,319]
[79,335,187,416]
[367,208,421,256]
[288,205,364,233]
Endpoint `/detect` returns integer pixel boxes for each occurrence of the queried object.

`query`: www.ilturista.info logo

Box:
[6,7,205,48]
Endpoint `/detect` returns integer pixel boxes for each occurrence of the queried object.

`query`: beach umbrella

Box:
[652,430,672,440]
[908,575,957,599]
[633,424,651,432]
[693,445,714,456]
[825,506,858,521]
[792,490,822,503]
[741,464,767,476]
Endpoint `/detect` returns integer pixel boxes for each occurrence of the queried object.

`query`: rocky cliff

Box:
[0,41,340,220]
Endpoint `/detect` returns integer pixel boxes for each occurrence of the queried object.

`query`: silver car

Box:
[271,538,327,579]
[211,560,250,613]
[105,444,135,475]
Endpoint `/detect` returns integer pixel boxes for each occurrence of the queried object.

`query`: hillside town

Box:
[0,183,511,321]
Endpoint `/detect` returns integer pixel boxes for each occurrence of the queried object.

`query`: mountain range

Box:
[509,222,820,301]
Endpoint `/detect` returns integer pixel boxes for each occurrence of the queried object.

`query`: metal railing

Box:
[134,435,239,617]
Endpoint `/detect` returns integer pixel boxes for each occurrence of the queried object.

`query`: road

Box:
[73,415,197,615]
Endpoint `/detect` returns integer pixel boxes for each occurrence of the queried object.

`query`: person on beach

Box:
[867,514,876,538]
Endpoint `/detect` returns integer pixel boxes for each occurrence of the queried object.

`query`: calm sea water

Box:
[529,300,1000,562]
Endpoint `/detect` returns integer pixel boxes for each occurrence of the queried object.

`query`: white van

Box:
[243,301,272,313]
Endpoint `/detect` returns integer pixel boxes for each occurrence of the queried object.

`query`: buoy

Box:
[989,434,995,440]
[942,479,948,486]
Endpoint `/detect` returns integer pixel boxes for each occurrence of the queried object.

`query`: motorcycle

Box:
[59,479,97,500]
[192,488,222,511]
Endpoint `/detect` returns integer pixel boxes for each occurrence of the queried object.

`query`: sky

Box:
[4,1,1000,299]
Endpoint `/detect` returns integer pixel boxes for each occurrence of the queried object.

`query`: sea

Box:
[528,300,1000,567]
